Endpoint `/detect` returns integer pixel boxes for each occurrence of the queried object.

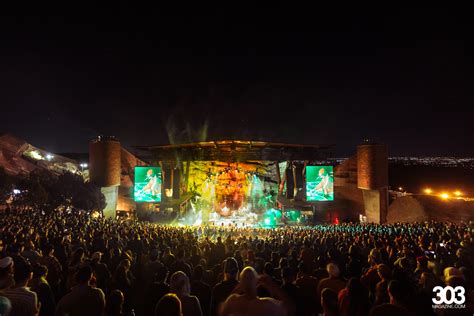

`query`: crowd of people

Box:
[0,207,472,316]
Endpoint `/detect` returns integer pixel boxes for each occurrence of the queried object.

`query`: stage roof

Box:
[135,140,333,162]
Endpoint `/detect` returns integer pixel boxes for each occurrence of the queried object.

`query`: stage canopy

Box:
[135,140,332,162]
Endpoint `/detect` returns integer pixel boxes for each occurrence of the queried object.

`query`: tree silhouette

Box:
[14,170,105,212]
[0,167,13,203]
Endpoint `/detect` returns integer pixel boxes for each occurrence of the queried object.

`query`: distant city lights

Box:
[424,188,433,194]
[80,163,88,171]
[454,190,462,197]
[440,193,450,199]
[398,187,403,191]
[46,154,54,161]
[389,157,474,169]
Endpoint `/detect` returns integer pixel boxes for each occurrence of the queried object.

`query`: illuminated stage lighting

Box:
[135,142,331,226]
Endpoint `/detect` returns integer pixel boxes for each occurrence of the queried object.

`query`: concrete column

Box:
[357,143,389,223]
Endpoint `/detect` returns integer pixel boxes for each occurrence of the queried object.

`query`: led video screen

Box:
[306,165,334,201]
[134,166,162,202]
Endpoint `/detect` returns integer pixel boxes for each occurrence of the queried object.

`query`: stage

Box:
[134,140,334,225]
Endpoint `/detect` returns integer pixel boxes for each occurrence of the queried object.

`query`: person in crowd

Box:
[109,248,123,275]
[455,247,471,269]
[444,266,463,282]
[295,261,320,313]
[444,275,474,315]
[220,266,287,316]
[66,248,84,291]
[7,245,26,268]
[280,267,302,316]
[394,246,415,272]
[155,293,183,316]
[318,263,346,302]
[38,245,62,300]
[412,272,437,316]
[22,242,41,265]
[209,257,239,316]
[170,250,192,279]
[273,258,289,283]
[369,280,414,316]
[143,249,163,289]
[321,288,339,316]
[345,246,363,279]
[105,290,125,316]
[162,248,176,268]
[145,266,170,316]
[1,260,40,316]
[211,237,225,268]
[0,296,12,316]
[190,265,211,316]
[361,249,382,301]
[414,256,430,281]
[0,257,14,291]
[374,264,391,305]
[169,271,202,316]
[338,277,370,316]
[30,264,55,316]
[90,252,111,294]
[111,259,134,313]
[55,265,105,316]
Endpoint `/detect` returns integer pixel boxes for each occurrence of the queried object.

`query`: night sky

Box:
[1,5,473,156]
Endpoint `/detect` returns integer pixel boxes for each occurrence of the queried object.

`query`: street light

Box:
[46,154,54,161]
[80,163,88,171]
[398,187,403,191]
[424,188,433,194]
[454,191,462,197]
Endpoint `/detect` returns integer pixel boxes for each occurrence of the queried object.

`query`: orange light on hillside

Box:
[440,193,449,199]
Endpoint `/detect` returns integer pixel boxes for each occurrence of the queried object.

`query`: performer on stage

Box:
[313,167,333,197]
[142,168,160,197]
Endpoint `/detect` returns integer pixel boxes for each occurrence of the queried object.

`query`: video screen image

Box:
[134,166,162,202]
[306,165,334,201]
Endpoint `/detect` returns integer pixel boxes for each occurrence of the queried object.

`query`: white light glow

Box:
[29,151,44,160]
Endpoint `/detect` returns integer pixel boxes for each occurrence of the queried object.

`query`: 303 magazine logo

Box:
[432,286,466,309]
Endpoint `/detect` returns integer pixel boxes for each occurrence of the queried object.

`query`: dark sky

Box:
[1,5,473,156]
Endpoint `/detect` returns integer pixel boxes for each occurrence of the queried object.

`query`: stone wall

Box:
[388,195,474,223]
